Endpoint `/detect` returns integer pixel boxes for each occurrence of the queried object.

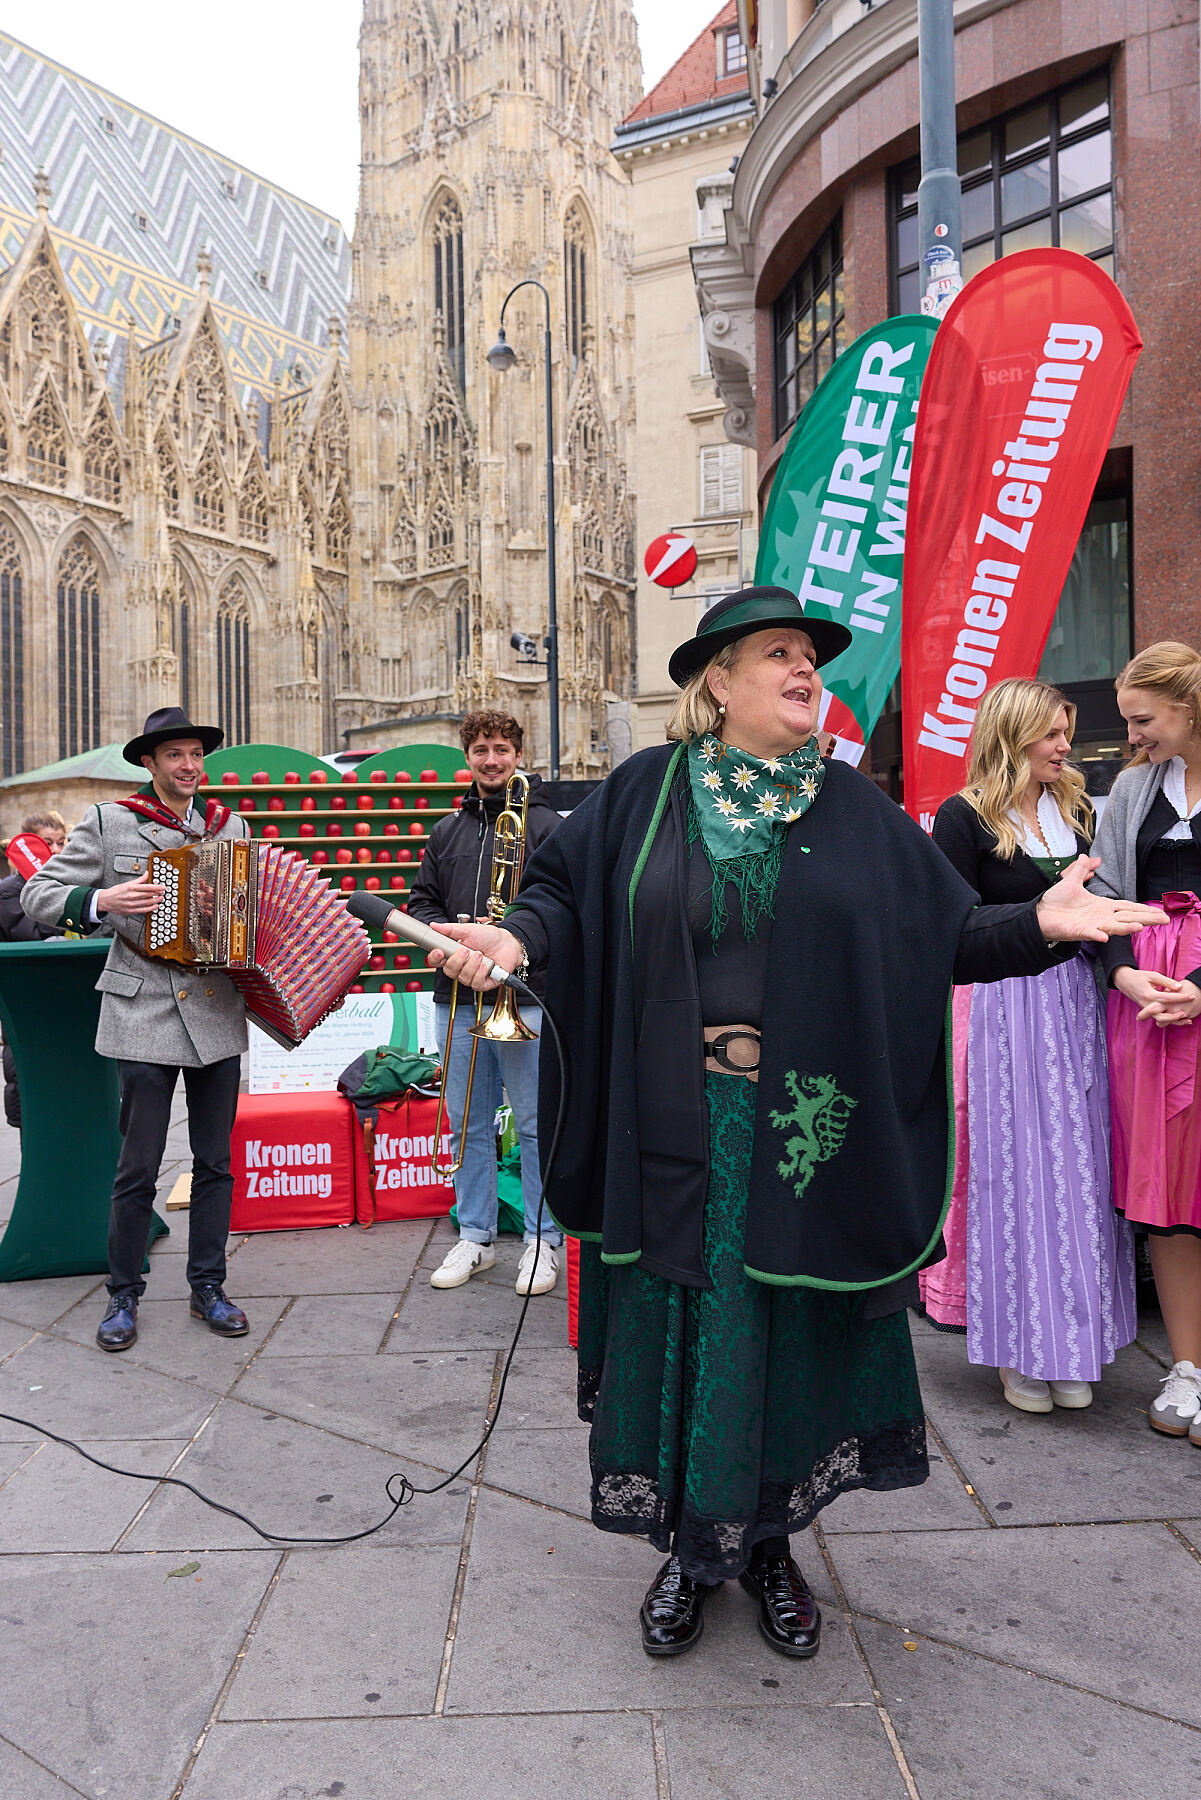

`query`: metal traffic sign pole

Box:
[917,0,964,319]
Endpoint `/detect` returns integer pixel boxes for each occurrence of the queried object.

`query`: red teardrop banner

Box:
[901,250,1142,830]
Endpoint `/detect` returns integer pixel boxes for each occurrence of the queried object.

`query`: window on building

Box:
[719,27,746,78]
[1039,492,1131,688]
[26,383,68,490]
[565,204,591,374]
[772,216,844,439]
[57,537,102,760]
[890,71,1113,313]
[700,442,743,517]
[216,575,251,745]
[83,414,122,504]
[432,192,465,389]
[173,559,193,719]
[0,521,24,777]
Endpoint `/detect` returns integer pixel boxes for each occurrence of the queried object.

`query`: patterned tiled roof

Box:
[0,30,350,390]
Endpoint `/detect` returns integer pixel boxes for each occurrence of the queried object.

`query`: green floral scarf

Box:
[686,733,825,942]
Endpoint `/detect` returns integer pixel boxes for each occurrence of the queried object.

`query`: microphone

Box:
[345,891,520,987]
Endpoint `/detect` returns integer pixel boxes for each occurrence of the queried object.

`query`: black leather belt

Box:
[703,1024,761,1082]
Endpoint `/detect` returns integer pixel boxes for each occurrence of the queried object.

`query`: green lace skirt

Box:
[577,1074,927,1582]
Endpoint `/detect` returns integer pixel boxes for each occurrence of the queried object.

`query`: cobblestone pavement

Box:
[1,1100,1200,1799]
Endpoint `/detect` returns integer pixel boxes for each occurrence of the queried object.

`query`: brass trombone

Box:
[431,771,539,1179]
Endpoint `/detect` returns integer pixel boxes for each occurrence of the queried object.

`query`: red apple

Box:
[199,774,209,786]
[262,824,280,838]
[377,849,391,864]
[408,823,423,837]
[284,771,300,784]
[353,820,371,837]
[370,770,387,783]
[268,795,285,811]
[342,770,358,783]
[398,848,413,863]
[239,797,256,812]
[326,822,342,837]
[340,875,357,891]
[335,848,353,865]
[356,847,372,864]
[414,796,430,811]
[383,822,400,837]
[397,903,408,912]
[383,929,398,943]
[369,953,386,971]
[388,875,406,889]
[222,771,239,785]
[356,794,374,810]
[350,983,364,993]
[417,849,424,860]
[309,770,328,784]
[405,979,422,992]
[455,768,471,782]
[452,796,464,810]
[393,953,411,969]
[395,770,412,784]
[380,982,396,993]
[311,849,330,865]
[329,793,346,811]
[252,771,270,785]
[420,769,437,782]
[300,794,316,812]
[388,795,405,811]
[298,821,316,838]
[365,876,381,890]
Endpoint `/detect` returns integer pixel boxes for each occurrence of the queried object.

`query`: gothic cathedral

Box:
[347,0,641,774]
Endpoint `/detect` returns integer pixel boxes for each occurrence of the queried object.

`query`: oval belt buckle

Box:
[707,1028,761,1075]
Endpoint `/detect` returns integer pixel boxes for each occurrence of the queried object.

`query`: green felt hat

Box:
[667,586,853,688]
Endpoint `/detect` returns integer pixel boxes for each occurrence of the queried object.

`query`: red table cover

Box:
[230,1091,356,1232]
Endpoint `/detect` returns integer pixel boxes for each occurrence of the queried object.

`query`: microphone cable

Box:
[0,976,570,1546]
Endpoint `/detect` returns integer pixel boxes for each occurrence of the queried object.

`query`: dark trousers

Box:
[108,1057,241,1297]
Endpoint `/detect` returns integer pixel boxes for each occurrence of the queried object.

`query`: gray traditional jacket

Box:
[1088,759,1167,902]
[22,794,250,1067]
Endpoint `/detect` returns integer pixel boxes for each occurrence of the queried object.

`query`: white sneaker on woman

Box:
[1048,1380,1093,1409]
[1149,1361,1201,1436]
[430,1239,496,1289]
[515,1240,559,1296]
[999,1368,1053,1413]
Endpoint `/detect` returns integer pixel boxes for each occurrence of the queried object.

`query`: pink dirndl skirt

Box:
[918,983,971,1326]
[1108,890,1201,1232]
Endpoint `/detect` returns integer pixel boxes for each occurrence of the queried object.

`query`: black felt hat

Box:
[123,707,224,766]
[667,585,853,688]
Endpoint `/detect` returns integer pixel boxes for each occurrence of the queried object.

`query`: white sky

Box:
[0,0,725,232]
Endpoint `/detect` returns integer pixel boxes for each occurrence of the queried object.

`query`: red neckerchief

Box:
[117,785,231,837]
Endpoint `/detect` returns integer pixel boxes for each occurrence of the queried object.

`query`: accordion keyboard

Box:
[147,859,182,952]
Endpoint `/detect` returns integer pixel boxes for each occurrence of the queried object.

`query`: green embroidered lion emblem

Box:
[770,1071,858,1199]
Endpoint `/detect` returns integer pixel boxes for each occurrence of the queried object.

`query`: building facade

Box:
[614,3,758,749]
[346,0,642,775]
[696,0,1201,786]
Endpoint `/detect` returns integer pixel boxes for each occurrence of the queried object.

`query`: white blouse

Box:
[1159,757,1201,842]
[1007,790,1078,859]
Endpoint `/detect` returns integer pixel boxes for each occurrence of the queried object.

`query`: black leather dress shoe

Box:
[739,1554,822,1658]
[97,1291,139,1353]
[189,1286,249,1336]
[640,1556,713,1657]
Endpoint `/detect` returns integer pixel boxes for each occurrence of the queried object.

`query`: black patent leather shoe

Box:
[739,1554,822,1658]
[640,1556,712,1657]
[97,1291,139,1353]
[189,1285,249,1336]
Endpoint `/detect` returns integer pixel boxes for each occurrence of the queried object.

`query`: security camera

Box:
[511,631,538,658]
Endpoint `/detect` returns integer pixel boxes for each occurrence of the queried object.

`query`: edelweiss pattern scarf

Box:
[686,733,825,940]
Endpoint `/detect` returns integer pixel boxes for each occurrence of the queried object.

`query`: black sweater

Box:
[933,792,1090,905]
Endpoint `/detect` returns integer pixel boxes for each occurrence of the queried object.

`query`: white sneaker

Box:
[999,1367,1053,1414]
[1149,1361,1201,1436]
[430,1239,496,1290]
[515,1240,558,1296]
[1048,1380,1093,1409]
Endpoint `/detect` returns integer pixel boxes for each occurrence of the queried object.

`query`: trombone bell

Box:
[469,984,537,1043]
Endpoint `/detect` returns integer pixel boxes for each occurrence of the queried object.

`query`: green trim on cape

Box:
[627,742,684,937]
[600,1248,642,1264]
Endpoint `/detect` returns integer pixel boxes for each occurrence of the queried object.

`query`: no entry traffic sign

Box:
[643,532,697,587]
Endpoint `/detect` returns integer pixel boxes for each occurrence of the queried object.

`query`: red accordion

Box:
[143,840,369,1048]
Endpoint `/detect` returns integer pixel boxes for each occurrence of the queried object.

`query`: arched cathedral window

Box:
[432,192,465,389]
[57,537,102,759]
[325,491,350,565]
[427,498,455,569]
[157,430,180,518]
[238,465,269,544]
[216,575,251,746]
[174,558,193,719]
[565,205,590,374]
[194,441,226,534]
[0,521,24,776]
[26,383,68,490]
[83,413,122,504]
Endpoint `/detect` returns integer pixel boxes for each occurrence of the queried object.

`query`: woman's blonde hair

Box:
[960,677,1092,859]
[21,809,65,837]
[665,641,742,743]
[1115,640,1201,767]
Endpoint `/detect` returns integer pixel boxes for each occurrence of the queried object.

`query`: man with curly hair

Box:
[408,710,564,1294]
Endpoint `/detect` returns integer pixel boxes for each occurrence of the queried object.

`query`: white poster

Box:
[249,992,439,1094]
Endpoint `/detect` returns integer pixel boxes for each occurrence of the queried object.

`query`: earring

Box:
[718,703,726,717]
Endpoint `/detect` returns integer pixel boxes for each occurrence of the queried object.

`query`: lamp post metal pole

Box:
[917,0,963,316]
[492,280,560,780]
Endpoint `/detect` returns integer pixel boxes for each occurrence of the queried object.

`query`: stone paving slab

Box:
[482,1425,593,1518]
[828,1520,1201,1726]
[859,1621,1201,1800]
[256,1289,402,1357]
[820,1445,988,1534]
[661,1703,910,1800]
[0,1333,220,1441]
[223,1542,462,1719]
[52,1293,290,1387]
[383,1269,570,1354]
[0,1548,279,1800]
[0,1312,35,1359]
[0,1734,84,1799]
[122,1398,470,1552]
[0,1273,107,1330]
[914,1332,1201,1524]
[184,1713,661,1800]
[446,1490,872,1716]
[226,1220,432,1297]
[0,1436,189,1552]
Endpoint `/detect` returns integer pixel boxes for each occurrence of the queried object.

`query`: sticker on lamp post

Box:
[644,533,698,587]
[921,243,963,320]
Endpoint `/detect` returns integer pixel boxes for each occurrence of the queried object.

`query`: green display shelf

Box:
[0,939,168,1282]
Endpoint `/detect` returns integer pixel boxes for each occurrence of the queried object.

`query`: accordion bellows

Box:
[144,841,370,1048]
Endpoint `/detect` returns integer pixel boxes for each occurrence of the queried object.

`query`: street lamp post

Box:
[916,0,963,316]
[486,280,560,781]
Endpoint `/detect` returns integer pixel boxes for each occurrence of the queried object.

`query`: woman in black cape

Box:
[433,588,1163,1662]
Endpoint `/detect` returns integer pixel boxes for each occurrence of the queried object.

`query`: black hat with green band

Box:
[667,585,853,688]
